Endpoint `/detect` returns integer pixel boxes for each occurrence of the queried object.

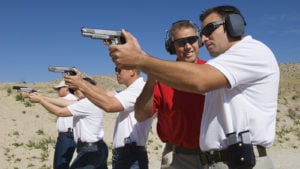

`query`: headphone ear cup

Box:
[225,14,245,37]
[165,37,175,54]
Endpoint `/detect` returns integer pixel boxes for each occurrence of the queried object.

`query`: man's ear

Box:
[130,70,136,77]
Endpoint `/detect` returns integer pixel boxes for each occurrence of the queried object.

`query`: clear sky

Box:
[0,0,299,83]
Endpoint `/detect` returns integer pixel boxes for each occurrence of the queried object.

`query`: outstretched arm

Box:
[65,69,123,112]
[29,93,72,117]
[135,75,155,122]
[109,30,229,94]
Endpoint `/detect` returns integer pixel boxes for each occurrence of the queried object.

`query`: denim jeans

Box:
[70,140,108,169]
[53,135,76,169]
[112,145,149,169]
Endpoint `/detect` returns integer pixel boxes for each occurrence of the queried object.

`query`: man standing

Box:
[134,20,205,169]
[109,5,279,169]
[28,77,108,169]
[65,67,153,169]
[52,81,77,169]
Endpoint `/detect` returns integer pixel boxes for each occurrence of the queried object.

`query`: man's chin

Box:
[183,56,196,62]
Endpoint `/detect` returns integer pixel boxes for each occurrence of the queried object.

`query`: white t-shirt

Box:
[113,77,153,148]
[68,98,105,143]
[56,93,77,132]
[200,36,280,151]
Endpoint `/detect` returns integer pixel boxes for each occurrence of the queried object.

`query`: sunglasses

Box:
[200,21,225,37]
[114,67,122,73]
[173,36,199,47]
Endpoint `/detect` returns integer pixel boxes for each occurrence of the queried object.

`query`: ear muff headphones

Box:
[224,13,246,38]
[165,20,201,55]
[164,33,175,55]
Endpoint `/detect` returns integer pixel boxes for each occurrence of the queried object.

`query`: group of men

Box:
[21,5,279,169]
[22,67,151,169]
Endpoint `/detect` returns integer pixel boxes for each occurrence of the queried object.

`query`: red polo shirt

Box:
[152,58,206,148]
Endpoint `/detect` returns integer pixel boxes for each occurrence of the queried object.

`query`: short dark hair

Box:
[199,5,243,22]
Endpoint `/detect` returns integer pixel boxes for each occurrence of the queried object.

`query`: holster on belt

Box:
[227,142,256,169]
[199,145,266,169]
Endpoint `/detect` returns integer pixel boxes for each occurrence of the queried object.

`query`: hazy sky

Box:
[1,0,299,82]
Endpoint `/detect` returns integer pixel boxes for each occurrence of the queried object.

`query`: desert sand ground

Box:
[0,63,299,169]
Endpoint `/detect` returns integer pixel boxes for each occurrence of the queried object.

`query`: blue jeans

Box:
[70,140,108,169]
[53,135,76,169]
[112,145,149,169]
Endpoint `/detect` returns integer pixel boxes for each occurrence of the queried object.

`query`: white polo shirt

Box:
[200,36,280,151]
[112,77,153,148]
[68,98,105,143]
[56,93,77,132]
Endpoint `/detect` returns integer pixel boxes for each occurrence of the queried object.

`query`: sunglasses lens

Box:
[115,67,121,73]
[187,36,198,44]
[201,24,214,36]
[174,36,198,46]
[200,21,224,37]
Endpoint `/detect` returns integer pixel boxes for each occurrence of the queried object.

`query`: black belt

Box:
[77,140,104,150]
[199,145,267,165]
[58,131,73,137]
[113,144,146,154]
[167,142,201,155]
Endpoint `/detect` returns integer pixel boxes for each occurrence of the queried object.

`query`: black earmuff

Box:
[224,13,246,38]
[165,31,175,54]
[165,20,201,55]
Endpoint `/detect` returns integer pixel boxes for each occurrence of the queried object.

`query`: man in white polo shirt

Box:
[107,5,280,169]
[65,67,153,169]
[28,77,108,169]
[52,80,77,169]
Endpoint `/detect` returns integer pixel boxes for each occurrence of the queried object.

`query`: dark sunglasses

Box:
[173,36,198,47]
[114,67,122,73]
[200,21,225,37]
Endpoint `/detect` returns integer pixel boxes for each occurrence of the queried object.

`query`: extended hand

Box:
[64,68,84,89]
[109,29,145,69]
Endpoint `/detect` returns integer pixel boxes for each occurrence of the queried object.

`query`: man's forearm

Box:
[137,52,227,94]
[134,77,156,122]
[44,96,76,107]
[79,81,122,112]
[39,99,71,117]
[137,53,203,93]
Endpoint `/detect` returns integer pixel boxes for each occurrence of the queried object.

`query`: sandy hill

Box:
[0,63,299,169]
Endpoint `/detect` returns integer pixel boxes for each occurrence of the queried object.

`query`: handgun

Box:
[12,86,37,93]
[19,87,37,93]
[48,66,76,75]
[81,27,126,45]
[12,86,28,90]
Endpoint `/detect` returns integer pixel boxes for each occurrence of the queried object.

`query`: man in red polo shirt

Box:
[135,20,205,169]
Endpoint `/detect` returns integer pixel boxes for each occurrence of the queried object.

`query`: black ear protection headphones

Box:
[165,20,201,55]
[223,7,247,38]
[224,13,246,37]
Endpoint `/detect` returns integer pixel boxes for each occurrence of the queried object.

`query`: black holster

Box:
[227,142,256,169]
